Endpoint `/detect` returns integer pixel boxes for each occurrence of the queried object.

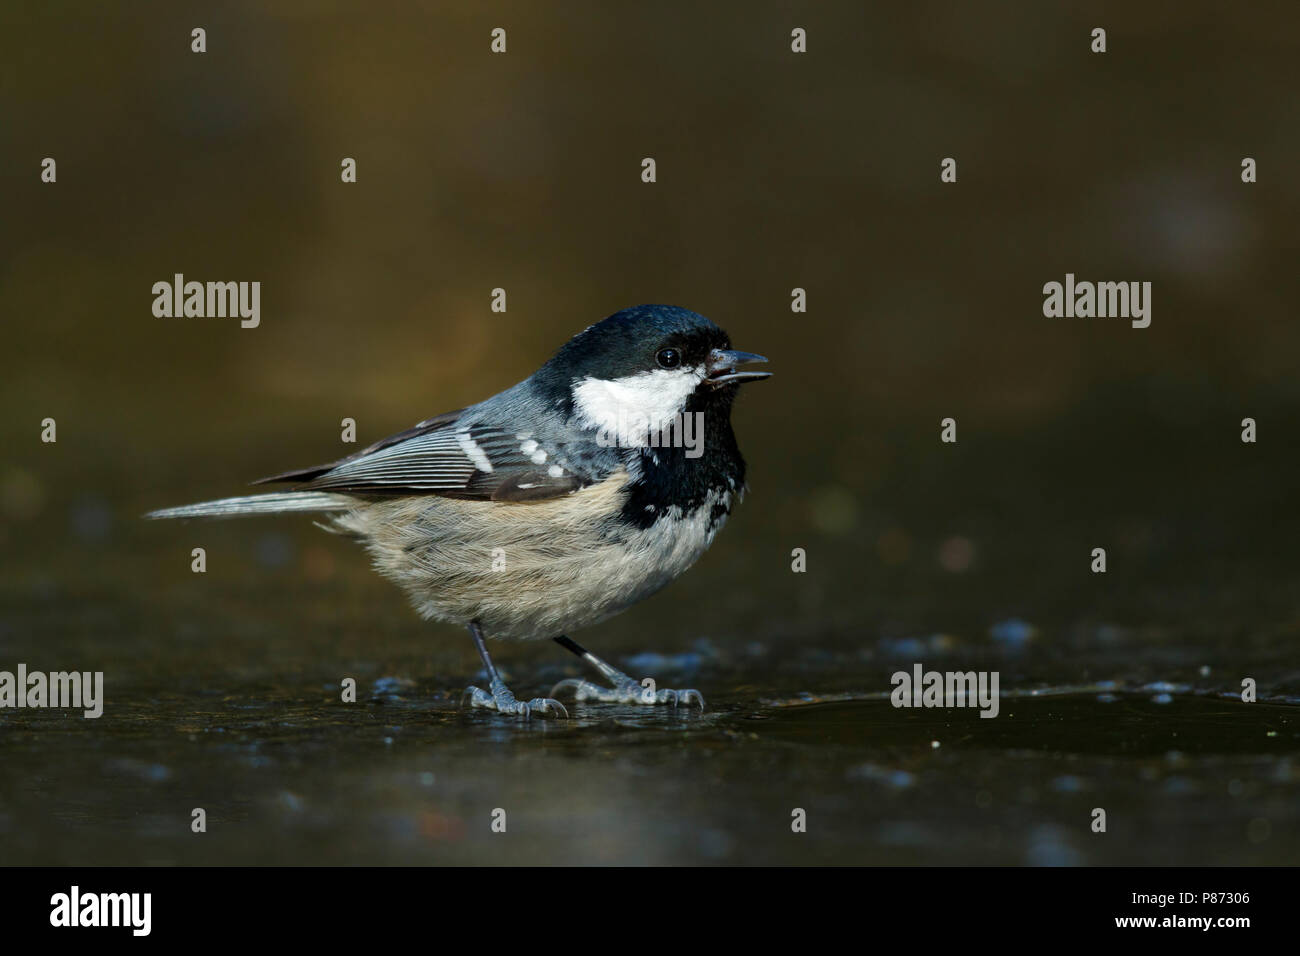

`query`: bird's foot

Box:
[462,676,568,719]
[551,675,705,711]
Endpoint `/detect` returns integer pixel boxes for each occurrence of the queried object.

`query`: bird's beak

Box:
[703,348,772,387]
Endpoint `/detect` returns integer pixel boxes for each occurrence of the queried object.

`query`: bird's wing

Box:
[252,410,590,502]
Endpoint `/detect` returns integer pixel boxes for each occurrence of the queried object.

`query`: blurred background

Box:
[1,0,1297,865]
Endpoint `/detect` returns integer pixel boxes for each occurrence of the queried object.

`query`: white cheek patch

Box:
[571,368,702,445]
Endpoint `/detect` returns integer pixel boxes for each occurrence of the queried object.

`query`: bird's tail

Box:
[145,491,355,520]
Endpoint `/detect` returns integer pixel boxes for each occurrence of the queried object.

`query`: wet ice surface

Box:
[3,634,1297,865]
[3,420,1299,865]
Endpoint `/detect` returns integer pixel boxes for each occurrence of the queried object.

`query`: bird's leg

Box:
[461,621,567,719]
[549,636,705,710]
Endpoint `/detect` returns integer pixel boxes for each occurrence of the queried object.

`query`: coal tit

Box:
[148,305,771,718]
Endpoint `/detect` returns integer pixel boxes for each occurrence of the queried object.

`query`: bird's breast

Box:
[340,469,734,640]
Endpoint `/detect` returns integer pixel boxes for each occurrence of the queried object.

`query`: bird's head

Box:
[541,305,770,444]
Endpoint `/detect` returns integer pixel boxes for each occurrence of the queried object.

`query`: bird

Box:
[147,304,771,719]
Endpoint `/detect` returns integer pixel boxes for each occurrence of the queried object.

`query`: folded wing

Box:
[254,411,589,502]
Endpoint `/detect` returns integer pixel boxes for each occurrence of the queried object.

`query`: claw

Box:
[678,689,706,711]
[525,697,569,719]
[463,684,493,709]
[551,677,705,711]
[549,678,586,699]
[462,684,568,719]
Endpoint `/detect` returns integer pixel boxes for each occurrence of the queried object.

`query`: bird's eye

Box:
[656,348,682,369]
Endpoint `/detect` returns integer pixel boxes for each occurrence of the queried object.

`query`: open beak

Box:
[704,348,772,387]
